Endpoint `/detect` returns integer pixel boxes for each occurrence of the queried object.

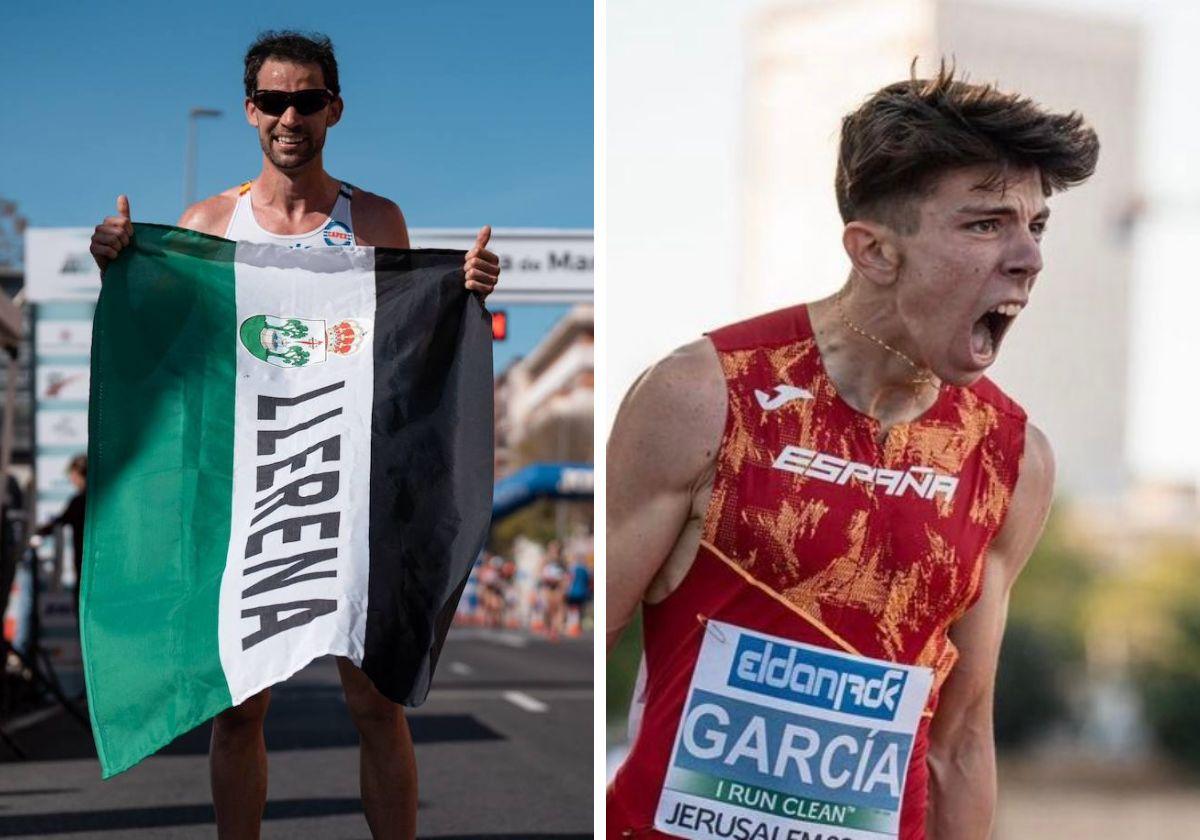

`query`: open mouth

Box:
[971,302,1023,362]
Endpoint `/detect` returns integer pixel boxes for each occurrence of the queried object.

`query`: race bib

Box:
[655,621,933,840]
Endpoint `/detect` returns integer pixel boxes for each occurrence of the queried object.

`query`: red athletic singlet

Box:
[608,305,1026,839]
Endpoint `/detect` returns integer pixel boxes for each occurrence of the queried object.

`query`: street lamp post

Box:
[183,108,223,210]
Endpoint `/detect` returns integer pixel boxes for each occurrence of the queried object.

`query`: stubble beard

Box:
[260,129,323,172]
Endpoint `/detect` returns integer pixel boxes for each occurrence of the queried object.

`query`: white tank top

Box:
[223,180,357,249]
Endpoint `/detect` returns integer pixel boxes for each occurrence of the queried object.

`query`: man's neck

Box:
[807,282,942,431]
[252,158,338,218]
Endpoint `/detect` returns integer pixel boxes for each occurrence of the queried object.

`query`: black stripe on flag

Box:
[363,248,494,704]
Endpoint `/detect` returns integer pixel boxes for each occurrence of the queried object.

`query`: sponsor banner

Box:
[412,229,592,302]
[36,455,79,498]
[33,304,98,527]
[37,319,94,356]
[656,621,932,840]
[24,228,102,303]
[36,409,88,448]
[36,364,91,403]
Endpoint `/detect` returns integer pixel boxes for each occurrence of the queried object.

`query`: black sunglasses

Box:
[251,89,334,117]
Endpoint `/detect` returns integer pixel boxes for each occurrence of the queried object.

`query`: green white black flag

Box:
[82,223,493,777]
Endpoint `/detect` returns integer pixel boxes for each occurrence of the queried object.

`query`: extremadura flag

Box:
[82,223,493,777]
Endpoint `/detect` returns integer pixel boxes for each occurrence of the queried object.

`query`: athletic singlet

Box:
[223,179,357,248]
[607,304,1027,839]
[567,564,591,601]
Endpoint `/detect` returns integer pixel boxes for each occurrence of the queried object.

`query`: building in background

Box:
[490,304,594,629]
[495,304,594,478]
[0,207,33,480]
[743,0,1140,499]
[494,303,594,546]
[0,266,32,477]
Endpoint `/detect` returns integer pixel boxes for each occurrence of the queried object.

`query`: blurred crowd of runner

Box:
[458,536,593,639]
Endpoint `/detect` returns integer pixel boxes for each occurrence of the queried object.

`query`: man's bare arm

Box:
[606,339,725,653]
[351,190,410,248]
[177,192,238,237]
[925,423,1055,839]
[353,190,499,295]
[91,189,238,275]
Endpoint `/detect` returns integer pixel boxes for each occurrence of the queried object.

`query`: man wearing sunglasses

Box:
[88,30,499,840]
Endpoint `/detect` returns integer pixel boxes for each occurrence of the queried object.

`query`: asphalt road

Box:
[0,627,593,838]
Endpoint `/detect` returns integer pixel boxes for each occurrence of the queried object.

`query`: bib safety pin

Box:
[696,613,727,644]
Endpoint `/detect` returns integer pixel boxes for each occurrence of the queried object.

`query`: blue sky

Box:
[2,1,592,231]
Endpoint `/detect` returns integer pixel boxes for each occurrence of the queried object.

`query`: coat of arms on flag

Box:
[238,314,369,367]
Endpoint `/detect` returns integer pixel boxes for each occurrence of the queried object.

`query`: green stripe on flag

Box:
[83,224,238,777]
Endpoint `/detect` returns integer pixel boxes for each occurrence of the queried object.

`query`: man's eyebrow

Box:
[955,205,1052,221]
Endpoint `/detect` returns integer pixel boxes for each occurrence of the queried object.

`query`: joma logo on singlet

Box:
[773,445,958,502]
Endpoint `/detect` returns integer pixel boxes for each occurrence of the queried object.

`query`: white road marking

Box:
[448,661,473,676]
[487,631,528,648]
[448,628,529,648]
[503,691,549,713]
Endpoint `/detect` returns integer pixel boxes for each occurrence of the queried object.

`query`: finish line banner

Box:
[82,223,493,778]
[656,621,933,840]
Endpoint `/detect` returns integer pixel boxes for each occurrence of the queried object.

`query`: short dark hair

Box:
[835,61,1099,233]
[68,454,86,478]
[244,30,340,97]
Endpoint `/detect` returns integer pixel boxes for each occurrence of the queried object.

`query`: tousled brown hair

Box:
[835,61,1099,233]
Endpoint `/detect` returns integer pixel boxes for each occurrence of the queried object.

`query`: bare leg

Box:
[210,688,271,840]
[546,589,565,640]
[337,657,417,840]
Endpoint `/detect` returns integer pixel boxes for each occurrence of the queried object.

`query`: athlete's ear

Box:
[842,221,901,288]
[326,96,343,128]
[245,97,259,128]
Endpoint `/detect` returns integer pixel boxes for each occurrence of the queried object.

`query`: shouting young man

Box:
[89,31,500,840]
[607,66,1098,839]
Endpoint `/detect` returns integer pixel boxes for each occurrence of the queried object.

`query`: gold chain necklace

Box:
[835,293,939,389]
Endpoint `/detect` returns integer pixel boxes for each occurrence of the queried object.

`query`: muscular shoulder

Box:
[608,338,726,499]
[177,186,241,237]
[991,422,1055,580]
[349,188,409,248]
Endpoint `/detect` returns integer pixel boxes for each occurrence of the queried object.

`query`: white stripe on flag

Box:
[218,244,376,704]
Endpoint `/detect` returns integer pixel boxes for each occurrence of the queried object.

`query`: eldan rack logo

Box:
[727,634,908,721]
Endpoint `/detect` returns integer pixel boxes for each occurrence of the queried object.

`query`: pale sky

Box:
[963,0,1200,484]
